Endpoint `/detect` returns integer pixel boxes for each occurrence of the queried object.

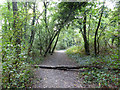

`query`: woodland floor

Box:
[33,50,96,88]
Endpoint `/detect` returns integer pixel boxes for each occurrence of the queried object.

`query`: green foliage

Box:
[2,34,34,88]
[66,46,120,87]
[1,2,35,88]
[2,60,34,88]
[80,69,119,87]
[56,42,67,50]
[66,45,85,55]
[0,1,119,88]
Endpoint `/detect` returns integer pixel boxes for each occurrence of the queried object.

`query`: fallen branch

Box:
[31,65,120,71]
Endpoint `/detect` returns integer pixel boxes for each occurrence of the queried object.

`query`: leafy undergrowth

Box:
[66,45,120,88]
[27,54,44,65]
[2,60,34,88]
[2,47,42,88]
[2,49,35,88]
[2,54,43,88]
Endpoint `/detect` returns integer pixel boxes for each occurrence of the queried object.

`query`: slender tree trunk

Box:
[24,2,27,39]
[44,2,50,49]
[12,2,21,57]
[7,2,11,86]
[117,1,120,59]
[51,31,60,54]
[38,30,43,55]
[88,14,91,43]
[44,2,48,48]
[83,11,90,55]
[44,22,65,57]
[97,26,106,54]
[44,4,74,56]
[28,2,36,56]
[12,2,21,81]
[48,35,53,53]
[88,6,92,43]
[8,2,11,31]
[44,30,61,57]
[7,2,13,42]
[94,4,104,56]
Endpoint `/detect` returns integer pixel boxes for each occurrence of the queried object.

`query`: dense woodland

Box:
[0,0,120,88]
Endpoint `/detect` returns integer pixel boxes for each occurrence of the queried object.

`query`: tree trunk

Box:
[97,26,106,54]
[48,35,53,53]
[88,14,91,44]
[12,2,21,57]
[83,11,90,55]
[44,2,50,49]
[44,4,74,56]
[44,20,67,57]
[28,2,36,56]
[94,4,104,56]
[8,2,11,31]
[118,1,120,59]
[24,2,27,39]
[44,30,61,57]
[38,30,43,55]
[51,31,60,54]
[12,2,21,79]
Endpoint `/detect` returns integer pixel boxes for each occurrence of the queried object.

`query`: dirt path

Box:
[33,50,83,88]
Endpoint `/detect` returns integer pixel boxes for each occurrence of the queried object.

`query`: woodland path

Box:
[33,50,85,88]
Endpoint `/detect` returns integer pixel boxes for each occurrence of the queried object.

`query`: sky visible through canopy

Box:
[0,0,117,30]
[0,0,117,10]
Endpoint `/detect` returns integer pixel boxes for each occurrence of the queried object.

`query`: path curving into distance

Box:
[33,50,94,88]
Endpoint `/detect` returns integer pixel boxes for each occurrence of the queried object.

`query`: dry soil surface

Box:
[33,50,94,88]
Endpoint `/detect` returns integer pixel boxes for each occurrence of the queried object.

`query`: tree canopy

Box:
[0,1,119,88]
